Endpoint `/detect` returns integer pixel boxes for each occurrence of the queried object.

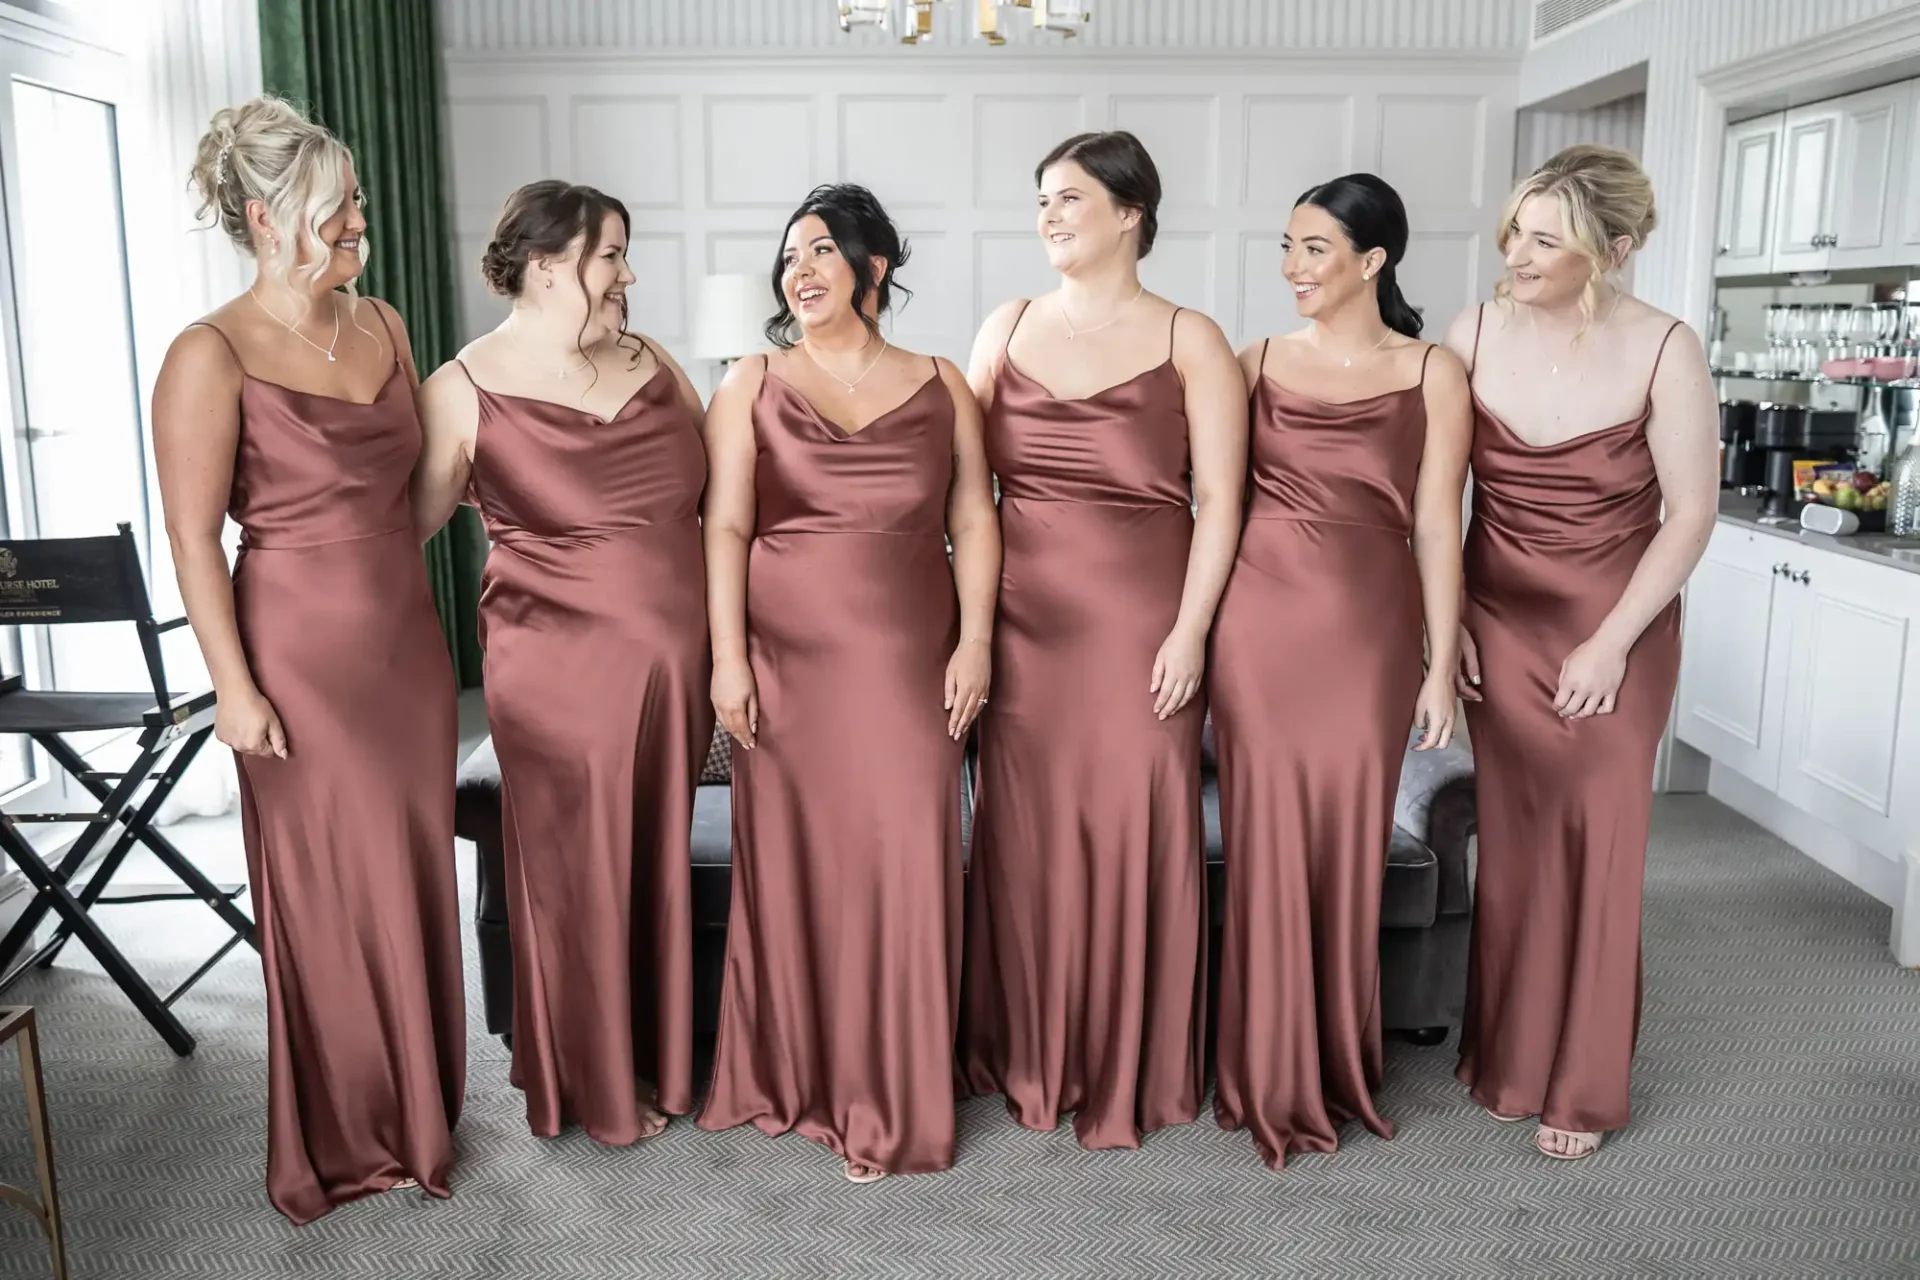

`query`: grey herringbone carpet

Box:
[1,796,1916,1279]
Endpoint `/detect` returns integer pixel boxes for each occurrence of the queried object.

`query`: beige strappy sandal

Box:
[844,1159,888,1184]
[1536,1126,1601,1160]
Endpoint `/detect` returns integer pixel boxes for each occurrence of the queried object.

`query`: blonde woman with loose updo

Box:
[151,95,463,1224]
[1440,144,1717,1162]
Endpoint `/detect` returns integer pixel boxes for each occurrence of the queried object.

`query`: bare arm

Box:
[941,358,1001,644]
[1554,322,1718,718]
[410,362,478,541]
[1172,311,1248,641]
[1412,346,1471,678]
[1596,322,1719,648]
[703,356,763,747]
[152,326,283,756]
[1153,309,1248,718]
[965,299,1026,417]
[1235,339,1267,397]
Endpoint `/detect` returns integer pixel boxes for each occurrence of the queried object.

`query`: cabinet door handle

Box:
[1793,569,1811,584]
[1718,244,1731,256]
[1773,562,1790,576]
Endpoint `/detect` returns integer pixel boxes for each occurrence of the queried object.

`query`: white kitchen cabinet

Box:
[1826,82,1910,270]
[1675,525,1794,786]
[1899,78,1920,254]
[1774,547,1920,852]
[1768,103,1842,274]
[1715,113,1782,278]
[1679,521,1920,862]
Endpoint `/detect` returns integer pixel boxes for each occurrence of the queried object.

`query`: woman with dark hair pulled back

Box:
[1210,172,1471,1168]
[696,183,1000,1183]
[412,178,715,1148]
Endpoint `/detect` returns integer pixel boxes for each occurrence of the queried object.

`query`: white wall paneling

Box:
[444,54,1519,382]
[440,0,1531,52]
[1512,91,1646,177]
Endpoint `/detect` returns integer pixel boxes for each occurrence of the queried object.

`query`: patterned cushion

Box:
[699,721,732,785]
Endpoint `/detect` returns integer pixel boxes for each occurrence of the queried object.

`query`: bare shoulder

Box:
[1170,305,1233,363]
[164,319,242,373]
[1439,303,1486,355]
[715,350,769,401]
[358,294,407,337]
[1422,340,1470,389]
[933,354,975,400]
[975,298,1030,351]
[631,331,685,375]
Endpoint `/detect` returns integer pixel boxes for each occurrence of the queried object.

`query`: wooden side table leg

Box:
[16,1012,66,1280]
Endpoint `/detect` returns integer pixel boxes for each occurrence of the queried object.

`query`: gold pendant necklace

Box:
[250,289,341,361]
[802,334,888,393]
[1307,322,1392,368]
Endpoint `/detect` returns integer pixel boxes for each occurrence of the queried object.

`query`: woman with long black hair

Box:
[696,184,1000,1183]
[1210,174,1471,1169]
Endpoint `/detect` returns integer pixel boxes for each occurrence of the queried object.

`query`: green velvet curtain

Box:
[258,0,487,687]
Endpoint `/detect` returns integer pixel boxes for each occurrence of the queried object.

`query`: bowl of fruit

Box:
[1807,467,1891,531]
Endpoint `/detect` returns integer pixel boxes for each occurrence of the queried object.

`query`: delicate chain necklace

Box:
[1059,283,1145,341]
[250,289,341,362]
[503,315,593,379]
[802,334,888,393]
[1530,290,1625,375]
[1307,322,1392,369]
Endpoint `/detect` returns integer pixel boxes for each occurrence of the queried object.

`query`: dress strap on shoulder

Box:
[450,356,478,387]
[1645,320,1683,403]
[1418,341,1436,384]
[1168,306,1183,358]
[1468,303,1486,376]
[1004,299,1033,356]
[1259,336,1271,377]
[364,297,402,370]
[187,320,244,368]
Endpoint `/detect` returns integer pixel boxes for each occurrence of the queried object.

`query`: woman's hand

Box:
[712,657,759,749]
[1455,624,1482,702]
[1412,670,1457,751]
[1151,625,1206,721]
[944,637,991,741]
[1554,633,1629,718]
[217,686,286,758]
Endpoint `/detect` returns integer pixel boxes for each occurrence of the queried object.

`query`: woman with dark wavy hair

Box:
[1211,173,1470,1169]
[696,183,1000,1183]
[412,179,714,1147]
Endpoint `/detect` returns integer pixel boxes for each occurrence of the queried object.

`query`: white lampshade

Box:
[692,273,774,362]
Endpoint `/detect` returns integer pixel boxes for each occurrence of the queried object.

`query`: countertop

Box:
[1717,495,1920,576]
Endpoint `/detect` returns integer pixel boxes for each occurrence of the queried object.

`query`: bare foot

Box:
[844,1159,887,1184]
[1536,1125,1601,1160]
[636,1099,669,1141]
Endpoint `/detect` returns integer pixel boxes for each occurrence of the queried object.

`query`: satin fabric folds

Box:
[698,368,964,1175]
[1210,367,1430,1168]
[211,321,464,1226]
[468,364,712,1142]
[961,345,1207,1151]
[1458,313,1683,1136]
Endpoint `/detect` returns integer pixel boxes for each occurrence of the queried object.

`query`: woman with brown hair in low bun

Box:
[152,96,463,1223]
[412,180,713,1146]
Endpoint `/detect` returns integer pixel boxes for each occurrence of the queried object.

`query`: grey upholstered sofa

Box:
[454,722,1476,1050]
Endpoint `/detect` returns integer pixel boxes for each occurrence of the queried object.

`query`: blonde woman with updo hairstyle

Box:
[1440,144,1717,1161]
[411,180,713,1148]
[151,96,463,1223]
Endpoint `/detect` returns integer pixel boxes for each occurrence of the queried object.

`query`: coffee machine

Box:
[1754,403,1858,520]
[1719,400,1763,490]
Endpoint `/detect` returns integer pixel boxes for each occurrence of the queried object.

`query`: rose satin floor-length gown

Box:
[698,359,964,1175]
[462,356,712,1141]
[196,314,463,1226]
[1210,345,1434,1169]
[961,306,1207,1150]
[1457,306,1684,1135]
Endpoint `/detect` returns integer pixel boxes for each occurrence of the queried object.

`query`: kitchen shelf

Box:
[1711,369,1918,388]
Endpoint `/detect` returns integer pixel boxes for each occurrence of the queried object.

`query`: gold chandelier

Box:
[836,1,1091,45]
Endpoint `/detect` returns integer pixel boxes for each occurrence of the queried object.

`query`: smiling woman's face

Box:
[1503,191,1596,308]
[1036,158,1138,272]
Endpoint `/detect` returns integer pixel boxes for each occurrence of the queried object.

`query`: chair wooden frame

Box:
[0,1006,66,1280]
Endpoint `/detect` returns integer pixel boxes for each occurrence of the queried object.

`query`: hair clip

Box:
[212,138,235,187]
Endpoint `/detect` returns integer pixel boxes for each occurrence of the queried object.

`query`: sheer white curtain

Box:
[114,0,261,822]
